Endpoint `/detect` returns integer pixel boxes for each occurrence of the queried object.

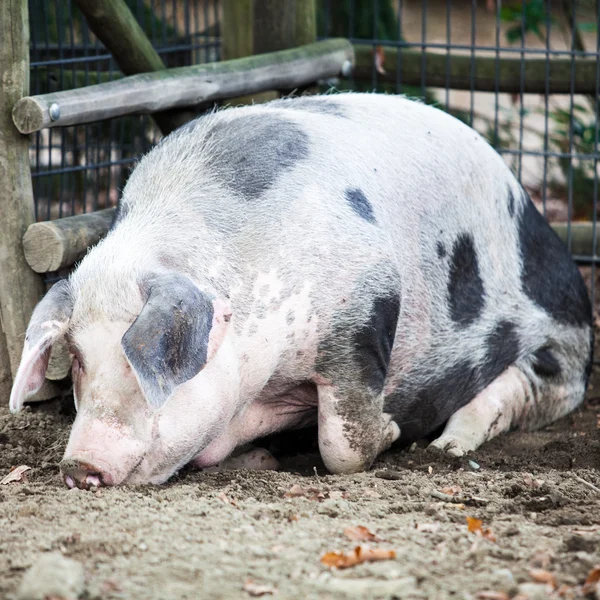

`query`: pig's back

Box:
[116,93,591,441]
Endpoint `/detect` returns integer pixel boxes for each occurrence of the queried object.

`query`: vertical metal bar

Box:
[445,0,452,110]
[518,0,526,181]
[493,0,501,147]
[590,0,600,313]
[396,0,403,94]
[542,0,551,219]
[421,0,427,98]
[469,0,475,125]
[566,0,578,252]
[374,0,380,90]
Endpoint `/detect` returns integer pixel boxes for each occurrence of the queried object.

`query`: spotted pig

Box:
[9,93,592,487]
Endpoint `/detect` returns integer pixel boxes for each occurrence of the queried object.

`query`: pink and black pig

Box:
[9,93,592,487]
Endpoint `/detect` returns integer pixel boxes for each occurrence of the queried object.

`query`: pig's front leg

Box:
[315,292,401,474]
[317,384,399,474]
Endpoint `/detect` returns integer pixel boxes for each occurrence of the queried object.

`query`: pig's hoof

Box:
[428,436,469,457]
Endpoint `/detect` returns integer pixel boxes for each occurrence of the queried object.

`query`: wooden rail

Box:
[353,44,600,95]
[12,39,354,134]
[22,208,599,275]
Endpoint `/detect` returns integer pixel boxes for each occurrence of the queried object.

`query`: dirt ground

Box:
[3,347,600,599]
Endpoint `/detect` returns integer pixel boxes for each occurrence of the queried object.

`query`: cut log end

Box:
[23,222,66,273]
[12,96,47,135]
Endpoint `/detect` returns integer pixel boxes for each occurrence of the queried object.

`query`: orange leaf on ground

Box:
[467,517,483,533]
[0,465,31,485]
[476,592,510,600]
[466,516,496,542]
[284,484,326,502]
[344,526,383,542]
[321,546,396,569]
[243,579,276,597]
[529,568,557,588]
[583,565,600,594]
[441,486,462,496]
[216,492,238,507]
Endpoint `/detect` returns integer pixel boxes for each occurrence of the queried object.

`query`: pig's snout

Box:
[60,458,112,489]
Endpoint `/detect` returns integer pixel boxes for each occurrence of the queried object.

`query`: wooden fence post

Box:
[222,0,317,104]
[0,0,57,400]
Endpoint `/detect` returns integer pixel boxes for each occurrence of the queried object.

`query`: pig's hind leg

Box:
[428,366,531,456]
[429,349,587,457]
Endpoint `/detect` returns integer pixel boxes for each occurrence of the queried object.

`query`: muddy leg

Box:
[317,383,399,474]
[429,366,531,457]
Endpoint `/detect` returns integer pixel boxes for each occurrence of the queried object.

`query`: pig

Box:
[9,92,592,487]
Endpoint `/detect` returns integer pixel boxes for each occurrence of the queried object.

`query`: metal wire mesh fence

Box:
[29,0,220,222]
[28,0,600,310]
[317,0,600,311]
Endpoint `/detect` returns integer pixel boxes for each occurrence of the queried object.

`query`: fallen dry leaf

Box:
[529,568,557,588]
[284,484,326,502]
[243,579,277,597]
[466,516,496,542]
[344,525,383,542]
[0,465,31,485]
[216,492,238,507]
[441,486,462,496]
[374,46,386,75]
[362,489,381,499]
[523,474,544,488]
[321,546,396,569]
[476,592,510,600]
[416,523,441,533]
[582,565,600,594]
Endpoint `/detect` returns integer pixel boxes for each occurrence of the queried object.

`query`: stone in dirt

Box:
[17,552,85,600]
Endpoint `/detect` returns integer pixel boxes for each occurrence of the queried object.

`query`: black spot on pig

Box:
[436,241,446,258]
[507,189,516,218]
[207,114,309,200]
[481,320,520,379]
[345,188,376,224]
[272,97,348,118]
[110,201,129,230]
[532,346,562,378]
[352,293,400,394]
[518,189,591,326]
[122,273,214,409]
[447,233,485,327]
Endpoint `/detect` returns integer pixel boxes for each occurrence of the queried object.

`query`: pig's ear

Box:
[9,280,73,413]
[122,273,232,409]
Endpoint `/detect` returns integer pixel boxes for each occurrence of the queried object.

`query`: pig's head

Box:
[9,272,235,487]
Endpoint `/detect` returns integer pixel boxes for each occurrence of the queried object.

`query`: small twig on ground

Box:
[574,475,600,495]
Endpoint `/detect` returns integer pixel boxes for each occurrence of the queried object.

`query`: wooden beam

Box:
[222,0,317,105]
[353,45,600,95]
[73,0,192,134]
[12,39,354,134]
[552,222,600,257]
[0,0,59,401]
[22,205,600,276]
[23,209,115,273]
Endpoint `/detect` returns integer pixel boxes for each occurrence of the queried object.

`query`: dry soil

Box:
[2,351,600,600]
